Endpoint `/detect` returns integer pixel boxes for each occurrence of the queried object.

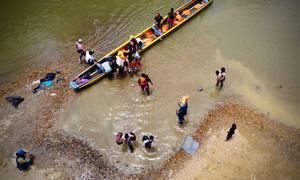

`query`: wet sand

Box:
[0,63,299,179]
[0,59,128,179]
[147,101,300,179]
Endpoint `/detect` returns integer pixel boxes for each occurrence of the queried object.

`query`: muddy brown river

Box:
[0,0,300,176]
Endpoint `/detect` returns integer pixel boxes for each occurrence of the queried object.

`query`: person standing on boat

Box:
[138,73,153,95]
[135,37,144,50]
[128,36,138,53]
[76,38,85,62]
[154,13,163,28]
[167,8,176,29]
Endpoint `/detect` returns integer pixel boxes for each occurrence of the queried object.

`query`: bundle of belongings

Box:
[15,149,34,171]
[5,96,24,108]
[32,72,57,94]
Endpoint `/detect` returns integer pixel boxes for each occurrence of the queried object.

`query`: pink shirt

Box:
[76,41,83,51]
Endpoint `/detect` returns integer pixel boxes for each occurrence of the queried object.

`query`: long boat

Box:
[70,0,213,91]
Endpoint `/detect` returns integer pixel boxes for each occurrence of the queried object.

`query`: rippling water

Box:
[1,0,300,175]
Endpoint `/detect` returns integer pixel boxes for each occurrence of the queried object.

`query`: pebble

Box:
[197,87,204,92]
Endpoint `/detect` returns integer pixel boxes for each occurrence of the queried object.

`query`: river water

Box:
[1,0,300,175]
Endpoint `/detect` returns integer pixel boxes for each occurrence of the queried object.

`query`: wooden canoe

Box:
[70,0,213,91]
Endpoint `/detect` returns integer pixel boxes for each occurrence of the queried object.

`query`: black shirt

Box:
[168,11,175,19]
[155,15,163,24]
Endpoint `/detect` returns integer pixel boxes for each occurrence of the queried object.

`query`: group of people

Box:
[153,8,185,34]
[113,36,143,75]
[75,39,96,65]
[76,36,144,75]
[215,67,226,87]
[115,132,155,153]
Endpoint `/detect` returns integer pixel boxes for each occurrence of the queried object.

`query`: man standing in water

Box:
[138,73,153,95]
[124,132,136,153]
[216,67,226,87]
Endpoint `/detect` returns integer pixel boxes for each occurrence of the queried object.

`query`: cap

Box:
[77,38,83,43]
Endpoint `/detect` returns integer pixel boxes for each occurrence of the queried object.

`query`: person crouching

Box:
[15,149,34,171]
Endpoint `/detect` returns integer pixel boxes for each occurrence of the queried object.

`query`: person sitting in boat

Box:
[167,8,176,29]
[142,135,154,149]
[154,13,163,28]
[76,38,86,62]
[152,24,163,37]
[135,37,144,50]
[174,11,184,25]
[15,149,34,171]
[85,50,95,65]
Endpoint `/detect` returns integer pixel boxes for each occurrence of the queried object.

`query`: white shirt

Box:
[116,56,124,67]
[221,71,226,78]
[219,70,226,80]
[135,37,143,44]
[85,51,95,63]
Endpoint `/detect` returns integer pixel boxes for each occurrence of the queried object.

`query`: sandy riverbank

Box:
[146,101,300,179]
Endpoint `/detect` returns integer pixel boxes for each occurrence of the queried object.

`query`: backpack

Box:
[16,149,26,158]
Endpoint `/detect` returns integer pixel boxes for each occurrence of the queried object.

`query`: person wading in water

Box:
[138,73,153,95]
[76,38,85,62]
[167,8,176,28]
[216,67,226,87]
